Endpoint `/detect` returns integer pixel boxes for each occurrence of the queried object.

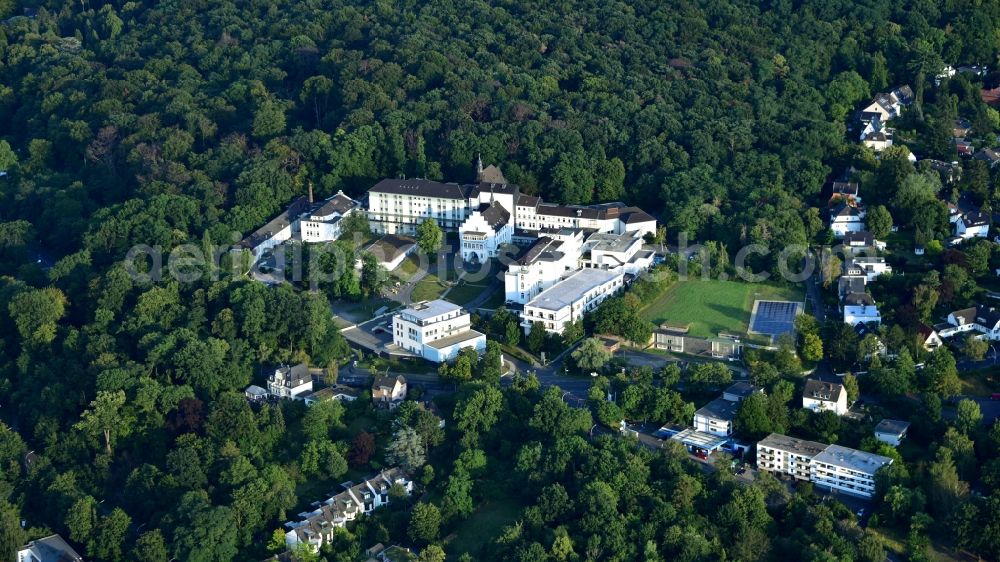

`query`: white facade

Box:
[268,364,313,399]
[504,233,582,305]
[459,203,512,264]
[802,380,849,416]
[300,192,360,243]
[581,231,653,275]
[521,269,625,334]
[285,469,413,552]
[810,445,892,499]
[367,179,471,235]
[874,420,910,447]
[956,214,990,240]
[830,206,866,238]
[846,257,892,282]
[393,300,486,363]
[844,303,881,326]
[756,434,892,499]
[693,397,740,437]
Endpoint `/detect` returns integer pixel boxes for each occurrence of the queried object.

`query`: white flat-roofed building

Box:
[393,300,486,363]
[521,268,624,334]
[581,231,654,275]
[693,397,741,437]
[17,534,84,562]
[367,179,471,235]
[810,445,893,499]
[756,433,828,482]
[504,234,581,305]
[874,419,911,446]
[843,292,881,326]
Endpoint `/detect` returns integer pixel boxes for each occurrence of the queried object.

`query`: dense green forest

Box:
[2,0,1000,560]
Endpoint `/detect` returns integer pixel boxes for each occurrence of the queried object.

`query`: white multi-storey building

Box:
[368,179,471,235]
[300,191,360,243]
[843,292,881,326]
[756,434,892,499]
[581,231,654,275]
[845,256,892,283]
[459,201,512,264]
[504,233,582,305]
[810,445,893,499]
[829,202,866,238]
[521,268,624,335]
[285,468,412,552]
[393,300,486,363]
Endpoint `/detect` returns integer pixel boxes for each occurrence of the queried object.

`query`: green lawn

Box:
[445,499,523,558]
[958,369,999,396]
[640,279,804,338]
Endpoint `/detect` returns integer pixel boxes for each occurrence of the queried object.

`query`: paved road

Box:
[393,259,434,305]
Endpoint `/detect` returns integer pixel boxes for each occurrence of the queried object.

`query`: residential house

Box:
[830,181,861,205]
[924,159,961,184]
[372,375,407,408]
[300,191,361,243]
[956,139,974,156]
[855,322,888,359]
[862,128,894,151]
[17,535,84,562]
[956,210,990,240]
[268,363,313,399]
[521,268,625,335]
[918,323,943,350]
[843,292,881,326]
[838,275,867,301]
[829,202,866,238]
[723,381,760,402]
[285,468,413,553]
[874,419,911,447]
[304,385,360,406]
[802,379,849,416]
[842,231,885,253]
[953,119,973,138]
[973,148,1000,168]
[939,305,1000,340]
[845,256,892,282]
[756,434,893,499]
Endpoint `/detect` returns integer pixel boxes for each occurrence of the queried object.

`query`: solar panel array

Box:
[750,300,800,336]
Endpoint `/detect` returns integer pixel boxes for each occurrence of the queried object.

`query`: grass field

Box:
[640,279,804,338]
[445,499,523,558]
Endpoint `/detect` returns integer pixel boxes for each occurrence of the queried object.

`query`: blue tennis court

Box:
[749,300,801,338]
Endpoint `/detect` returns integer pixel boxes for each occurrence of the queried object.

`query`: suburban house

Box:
[504,231,583,305]
[918,323,943,350]
[924,159,961,184]
[829,202,866,237]
[843,292,881,326]
[855,322,889,359]
[17,535,84,562]
[956,138,974,156]
[361,234,417,272]
[459,201,513,264]
[304,385,360,406]
[845,256,892,282]
[955,210,990,240]
[973,148,1000,168]
[268,363,313,400]
[939,305,1000,340]
[862,128,894,151]
[953,119,973,138]
[830,181,860,205]
[756,433,893,499]
[372,375,407,408]
[842,231,885,253]
[285,468,413,553]
[802,379,849,416]
[393,300,486,363]
[693,382,761,437]
[874,419,911,447]
[838,275,867,300]
[521,268,625,335]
